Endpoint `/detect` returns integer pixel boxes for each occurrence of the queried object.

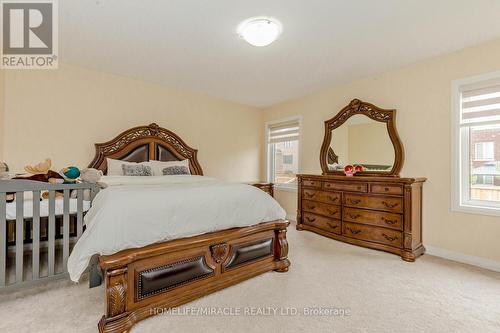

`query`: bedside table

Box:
[250,182,274,197]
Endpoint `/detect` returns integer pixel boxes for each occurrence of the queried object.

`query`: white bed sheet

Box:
[67,175,286,282]
[6,198,91,220]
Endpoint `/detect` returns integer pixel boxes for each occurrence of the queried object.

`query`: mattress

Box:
[5,198,91,220]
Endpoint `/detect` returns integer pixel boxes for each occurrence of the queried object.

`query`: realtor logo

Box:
[1,0,58,69]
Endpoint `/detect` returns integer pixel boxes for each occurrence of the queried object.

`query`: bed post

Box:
[274,227,290,272]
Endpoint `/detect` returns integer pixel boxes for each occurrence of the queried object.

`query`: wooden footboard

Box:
[98,220,290,333]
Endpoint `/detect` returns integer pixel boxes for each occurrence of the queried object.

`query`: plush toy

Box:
[70,168,103,200]
[7,159,65,202]
[60,166,81,183]
[24,158,51,175]
[17,158,64,183]
[80,168,103,183]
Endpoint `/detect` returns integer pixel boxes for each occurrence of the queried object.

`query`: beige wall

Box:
[263,38,500,263]
[3,63,263,181]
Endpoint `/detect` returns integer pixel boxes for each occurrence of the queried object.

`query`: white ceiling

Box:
[61,0,500,107]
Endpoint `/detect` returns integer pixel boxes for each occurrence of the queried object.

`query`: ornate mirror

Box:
[320,99,404,177]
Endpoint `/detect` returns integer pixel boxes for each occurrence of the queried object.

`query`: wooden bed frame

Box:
[87,123,290,333]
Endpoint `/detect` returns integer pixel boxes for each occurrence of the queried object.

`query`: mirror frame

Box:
[320,99,404,177]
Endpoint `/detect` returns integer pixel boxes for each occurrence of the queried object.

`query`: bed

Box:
[73,123,290,333]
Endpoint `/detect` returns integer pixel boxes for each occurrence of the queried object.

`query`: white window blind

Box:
[268,121,300,143]
[461,84,500,125]
[266,117,301,189]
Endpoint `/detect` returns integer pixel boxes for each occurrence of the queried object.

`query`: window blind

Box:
[461,83,500,125]
[268,121,300,143]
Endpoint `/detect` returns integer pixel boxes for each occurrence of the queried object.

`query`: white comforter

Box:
[67,175,286,282]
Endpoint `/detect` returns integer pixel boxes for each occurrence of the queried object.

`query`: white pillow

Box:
[148,159,191,176]
[106,158,152,176]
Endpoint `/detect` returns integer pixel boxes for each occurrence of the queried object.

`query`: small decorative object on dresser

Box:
[251,182,274,197]
[297,99,426,261]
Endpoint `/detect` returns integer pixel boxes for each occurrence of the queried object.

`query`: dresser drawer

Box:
[302,189,341,205]
[323,181,367,193]
[302,179,321,188]
[302,200,341,219]
[343,207,403,230]
[344,194,403,213]
[343,222,402,248]
[370,184,403,196]
[302,212,341,235]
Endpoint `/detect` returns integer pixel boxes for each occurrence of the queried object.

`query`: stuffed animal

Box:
[7,159,65,202]
[60,166,81,183]
[70,168,103,200]
[80,168,103,183]
[16,158,64,183]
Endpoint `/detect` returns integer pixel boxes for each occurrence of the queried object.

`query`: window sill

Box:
[274,185,298,193]
[452,203,500,217]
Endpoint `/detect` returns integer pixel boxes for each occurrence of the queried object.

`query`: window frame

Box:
[265,116,302,192]
[451,70,500,217]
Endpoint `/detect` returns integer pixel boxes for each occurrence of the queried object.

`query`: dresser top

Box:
[298,174,426,184]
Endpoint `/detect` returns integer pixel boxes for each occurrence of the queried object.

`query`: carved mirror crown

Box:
[320,99,404,177]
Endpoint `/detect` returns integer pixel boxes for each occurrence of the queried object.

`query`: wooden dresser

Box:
[297,174,425,261]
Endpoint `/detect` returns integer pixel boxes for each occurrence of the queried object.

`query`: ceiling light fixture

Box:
[237,17,282,47]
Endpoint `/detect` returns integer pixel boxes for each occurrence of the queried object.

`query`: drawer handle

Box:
[327,209,338,216]
[327,222,338,230]
[382,234,398,242]
[384,187,390,192]
[381,217,397,225]
[382,201,398,209]
[357,186,362,190]
[326,195,338,202]
[346,227,361,235]
[307,204,316,210]
[305,216,316,223]
[347,213,361,219]
[305,192,316,198]
[348,199,361,205]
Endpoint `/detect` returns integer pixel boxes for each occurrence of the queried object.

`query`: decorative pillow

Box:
[107,158,137,175]
[162,166,190,176]
[148,159,191,176]
[106,158,152,176]
[122,164,152,176]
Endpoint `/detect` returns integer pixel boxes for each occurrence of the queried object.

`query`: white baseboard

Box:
[426,245,500,273]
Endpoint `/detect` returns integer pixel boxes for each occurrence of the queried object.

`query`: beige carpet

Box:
[1,226,500,333]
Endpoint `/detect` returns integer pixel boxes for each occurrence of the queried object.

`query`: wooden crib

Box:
[0,179,98,290]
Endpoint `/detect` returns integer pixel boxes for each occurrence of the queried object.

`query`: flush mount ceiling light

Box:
[237,17,282,47]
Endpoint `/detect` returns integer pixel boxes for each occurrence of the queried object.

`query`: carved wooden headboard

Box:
[88,123,203,175]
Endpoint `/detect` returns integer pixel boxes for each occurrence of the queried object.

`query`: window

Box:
[474,142,494,161]
[452,71,500,215]
[283,154,294,164]
[266,117,301,189]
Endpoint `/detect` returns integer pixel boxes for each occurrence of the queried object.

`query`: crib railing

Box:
[0,180,98,289]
